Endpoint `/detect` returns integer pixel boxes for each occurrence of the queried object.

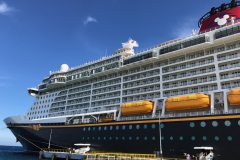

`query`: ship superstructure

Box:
[4,1,240,159]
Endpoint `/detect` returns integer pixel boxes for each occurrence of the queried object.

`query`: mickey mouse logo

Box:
[214,14,229,26]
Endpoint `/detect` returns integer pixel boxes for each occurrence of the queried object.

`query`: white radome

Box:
[60,64,69,72]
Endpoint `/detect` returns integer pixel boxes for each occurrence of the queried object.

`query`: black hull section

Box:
[9,116,240,160]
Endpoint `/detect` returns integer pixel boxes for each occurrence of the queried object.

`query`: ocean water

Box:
[0,145,38,160]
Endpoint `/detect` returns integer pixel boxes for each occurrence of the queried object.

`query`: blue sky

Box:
[0,0,227,146]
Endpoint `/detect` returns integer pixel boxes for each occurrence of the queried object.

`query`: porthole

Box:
[144,136,147,140]
[122,137,125,140]
[170,136,173,140]
[104,126,107,130]
[215,136,219,141]
[129,125,132,130]
[122,125,125,130]
[136,125,140,129]
[109,137,112,140]
[160,124,164,128]
[161,136,164,140]
[191,136,195,140]
[116,137,118,140]
[227,136,232,141]
[88,127,91,131]
[152,124,155,129]
[129,137,132,140]
[92,137,95,140]
[144,124,147,129]
[225,120,231,126]
[87,137,89,140]
[83,127,86,131]
[104,137,106,140]
[200,121,206,127]
[238,120,240,126]
[179,136,183,140]
[190,122,195,127]
[82,137,84,140]
[99,127,101,131]
[212,121,218,127]
[116,126,119,130]
[98,137,100,140]
[93,127,95,131]
[136,136,139,140]
[203,136,207,140]
[152,136,155,140]
[110,126,113,130]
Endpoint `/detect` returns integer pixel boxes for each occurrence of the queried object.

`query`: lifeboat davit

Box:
[166,93,210,111]
[228,89,240,106]
[121,100,153,115]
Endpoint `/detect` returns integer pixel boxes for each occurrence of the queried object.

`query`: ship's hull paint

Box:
[9,115,240,160]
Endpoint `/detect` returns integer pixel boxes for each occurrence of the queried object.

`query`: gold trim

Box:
[10,114,240,129]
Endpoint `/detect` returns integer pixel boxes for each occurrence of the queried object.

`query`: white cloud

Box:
[83,16,97,25]
[172,17,198,38]
[0,2,13,14]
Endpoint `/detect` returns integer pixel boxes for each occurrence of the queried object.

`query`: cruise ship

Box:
[4,0,240,159]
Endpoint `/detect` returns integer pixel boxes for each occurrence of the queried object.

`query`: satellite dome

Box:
[60,64,69,72]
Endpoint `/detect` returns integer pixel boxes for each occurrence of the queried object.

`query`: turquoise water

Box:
[0,145,38,160]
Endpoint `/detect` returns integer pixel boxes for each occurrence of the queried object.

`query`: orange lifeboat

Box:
[121,100,153,115]
[228,89,240,105]
[166,93,210,111]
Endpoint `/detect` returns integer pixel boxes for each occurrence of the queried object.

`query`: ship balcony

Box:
[47,78,66,88]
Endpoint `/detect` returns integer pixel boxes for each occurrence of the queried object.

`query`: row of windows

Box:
[83,124,163,131]
[29,115,48,120]
[81,136,233,141]
[28,110,49,115]
[34,99,54,105]
[31,105,49,110]
[37,93,57,99]
[81,120,238,131]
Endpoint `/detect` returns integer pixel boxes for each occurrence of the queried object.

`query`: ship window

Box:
[160,124,164,128]
[161,136,164,140]
[190,122,195,127]
[215,136,219,141]
[212,121,218,127]
[228,136,232,141]
[144,124,147,129]
[116,126,119,130]
[103,137,106,140]
[129,125,132,130]
[98,137,100,140]
[122,137,125,140]
[202,136,207,140]
[136,125,140,129]
[144,136,147,140]
[109,137,112,140]
[179,136,183,140]
[104,126,107,130]
[200,121,206,127]
[88,127,91,131]
[92,137,94,140]
[225,120,231,126]
[129,137,132,140]
[83,127,86,131]
[170,136,173,140]
[99,126,101,130]
[152,136,155,140]
[122,125,125,130]
[116,137,118,140]
[191,136,195,140]
[152,124,155,129]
